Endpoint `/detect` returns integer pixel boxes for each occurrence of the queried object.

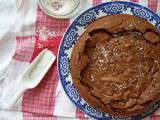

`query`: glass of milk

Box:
[39,0,86,19]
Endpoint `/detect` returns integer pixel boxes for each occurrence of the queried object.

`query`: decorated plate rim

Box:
[57,1,160,119]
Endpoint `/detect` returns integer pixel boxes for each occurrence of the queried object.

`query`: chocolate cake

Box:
[70,14,160,117]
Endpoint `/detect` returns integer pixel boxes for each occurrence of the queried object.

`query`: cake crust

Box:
[70,14,160,117]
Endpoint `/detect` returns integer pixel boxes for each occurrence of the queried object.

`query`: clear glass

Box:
[39,0,85,18]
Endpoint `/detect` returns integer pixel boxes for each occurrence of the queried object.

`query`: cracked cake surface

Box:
[70,14,160,117]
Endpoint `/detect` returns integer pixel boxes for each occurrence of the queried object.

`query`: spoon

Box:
[2,49,56,108]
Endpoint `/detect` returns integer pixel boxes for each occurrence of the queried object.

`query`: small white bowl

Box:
[38,0,86,19]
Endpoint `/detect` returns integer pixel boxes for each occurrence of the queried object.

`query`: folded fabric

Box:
[1,0,160,120]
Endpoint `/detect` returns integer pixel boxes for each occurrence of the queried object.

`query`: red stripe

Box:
[22,62,58,120]
[23,112,57,120]
[148,0,158,12]
[36,7,69,37]
[23,5,70,119]
[93,0,102,6]
[76,108,88,120]
[151,113,158,120]
[113,0,125,1]
[130,0,139,3]
[13,36,35,62]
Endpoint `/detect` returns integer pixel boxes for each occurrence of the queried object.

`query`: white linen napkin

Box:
[0,0,18,109]
[0,0,16,81]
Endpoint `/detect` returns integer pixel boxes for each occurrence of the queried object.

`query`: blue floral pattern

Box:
[66,84,80,102]
[103,3,125,14]
[132,7,153,21]
[64,28,79,50]
[59,56,69,77]
[58,1,160,119]
[77,10,97,27]
[84,105,103,117]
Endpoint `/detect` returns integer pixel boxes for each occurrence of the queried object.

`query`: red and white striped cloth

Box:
[1,0,160,120]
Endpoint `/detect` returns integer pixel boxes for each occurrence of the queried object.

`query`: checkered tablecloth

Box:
[1,0,160,120]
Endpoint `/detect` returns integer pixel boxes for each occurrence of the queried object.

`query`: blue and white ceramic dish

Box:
[58,2,160,119]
